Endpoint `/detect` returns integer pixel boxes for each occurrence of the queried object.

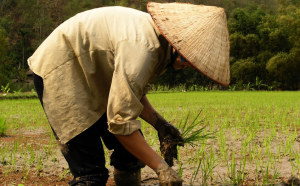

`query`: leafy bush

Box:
[231,58,260,84]
[0,73,10,88]
[1,83,10,93]
[230,33,260,59]
[266,48,300,90]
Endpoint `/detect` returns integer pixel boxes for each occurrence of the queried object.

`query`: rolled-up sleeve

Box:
[107,40,159,135]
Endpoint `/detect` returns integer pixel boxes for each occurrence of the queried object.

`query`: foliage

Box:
[228,7,265,35]
[1,83,10,94]
[231,58,260,84]
[266,48,300,89]
[229,2,300,89]
[0,0,300,90]
[0,26,9,59]
[0,26,12,86]
[230,33,260,59]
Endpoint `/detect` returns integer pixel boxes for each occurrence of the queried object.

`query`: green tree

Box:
[228,7,265,35]
[230,33,260,59]
[266,48,300,89]
[0,27,10,86]
[231,58,261,85]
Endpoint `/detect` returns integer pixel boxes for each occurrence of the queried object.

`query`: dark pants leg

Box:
[65,116,109,186]
[33,73,145,185]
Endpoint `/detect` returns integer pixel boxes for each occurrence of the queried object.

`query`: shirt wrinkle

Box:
[28,6,171,143]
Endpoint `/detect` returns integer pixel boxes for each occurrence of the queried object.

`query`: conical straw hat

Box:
[147,2,230,86]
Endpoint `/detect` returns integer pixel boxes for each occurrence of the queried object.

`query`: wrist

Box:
[154,116,168,131]
[154,159,169,175]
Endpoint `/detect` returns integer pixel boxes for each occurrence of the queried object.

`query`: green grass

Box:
[0,91,299,185]
[0,117,7,136]
[0,99,47,133]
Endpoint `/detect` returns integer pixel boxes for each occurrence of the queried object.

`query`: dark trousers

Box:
[33,74,145,185]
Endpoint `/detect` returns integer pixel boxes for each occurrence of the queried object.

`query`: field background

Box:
[0,91,299,185]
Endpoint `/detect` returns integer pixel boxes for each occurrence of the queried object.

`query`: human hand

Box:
[157,122,184,166]
[155,160,182,186]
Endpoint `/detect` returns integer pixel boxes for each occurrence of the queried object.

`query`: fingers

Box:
[164,123,183,140]
[156,160,183,186]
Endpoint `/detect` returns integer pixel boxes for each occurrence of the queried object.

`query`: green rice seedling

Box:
[28,145,35,166]
[227,148,247,185]
[201,147,216,185]
[49,131,56,146]
[262,162,271,185]
[227,150,237,184]
[22,168,30,182]
[4,166,10,176]
[208,147,216,183]
[36,152,44,175]
[190,150,202,185]
[0,117,7,136]
[0,146,8,166]
[294,151,300,172]
[218,128,229,161]
[59,169,70,180]
[51,152,59,163]
[238,153,247,184]
[271,167,280,185]
[177,148,183,178]
[43,145,51,160]
[179,111,215,146]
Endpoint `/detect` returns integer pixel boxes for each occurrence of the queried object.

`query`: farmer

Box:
[28,2,230,186]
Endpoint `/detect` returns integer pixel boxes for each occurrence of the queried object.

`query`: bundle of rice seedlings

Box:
[179,110,214,146]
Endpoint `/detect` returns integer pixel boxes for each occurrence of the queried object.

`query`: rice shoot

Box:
[179,110,214,146]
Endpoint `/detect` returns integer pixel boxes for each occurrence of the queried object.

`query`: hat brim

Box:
[147,2,230,86]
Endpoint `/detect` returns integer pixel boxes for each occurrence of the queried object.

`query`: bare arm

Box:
[115,95,183,184]
[114,95,169,170]
[115,131,182,185]
[115,130,164,171]
[114,95,174,170]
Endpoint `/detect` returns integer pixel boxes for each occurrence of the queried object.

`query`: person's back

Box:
[28,6,170,144]
[28,6,162,79]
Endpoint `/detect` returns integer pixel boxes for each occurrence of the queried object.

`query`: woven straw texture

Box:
[147,2,230,86]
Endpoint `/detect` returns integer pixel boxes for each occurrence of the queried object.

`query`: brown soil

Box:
[0,170,72,185]
[1,130,299,186]
[0,130,157,186]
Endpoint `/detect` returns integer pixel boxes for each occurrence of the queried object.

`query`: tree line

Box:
[0,0,299,90]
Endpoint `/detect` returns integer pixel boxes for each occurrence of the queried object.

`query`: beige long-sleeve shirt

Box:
[28,6,171,144]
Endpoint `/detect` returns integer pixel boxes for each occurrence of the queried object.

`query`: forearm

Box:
[139,95,168,130]
[115,130,164,171]
[116,131,182,185]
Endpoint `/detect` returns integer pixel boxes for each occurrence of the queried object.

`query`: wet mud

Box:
[160,135,178,167]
